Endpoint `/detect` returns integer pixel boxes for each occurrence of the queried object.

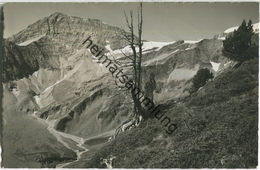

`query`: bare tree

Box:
[112,3,145,138]
[121,3,144,118]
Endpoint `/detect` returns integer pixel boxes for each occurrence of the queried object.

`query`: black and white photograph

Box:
[0,1,259,168]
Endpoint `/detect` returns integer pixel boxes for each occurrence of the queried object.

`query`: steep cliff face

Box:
[4,12,129,82]
[3,39,53,81]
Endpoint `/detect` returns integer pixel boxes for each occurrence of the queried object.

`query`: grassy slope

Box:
[2,87,76,168]
[81,58,258,168]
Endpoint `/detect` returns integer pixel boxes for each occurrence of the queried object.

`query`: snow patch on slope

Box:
[106,41,175,58]
[105,44,113,52]
[218,37,226,40]
[167,65,200,82]
[12,88,20,97]
[144,49,179,66]
[142,41,175,51]
[210,61,220,72]
[17,34,45,46]
[184,40,203,44]
[34,95,42,108]
[185,47,195,50]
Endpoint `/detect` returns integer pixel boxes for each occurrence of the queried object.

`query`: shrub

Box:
[190,68,213,93]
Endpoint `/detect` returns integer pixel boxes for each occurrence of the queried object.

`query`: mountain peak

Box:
[48,12,68,18]
[46,12,69,21]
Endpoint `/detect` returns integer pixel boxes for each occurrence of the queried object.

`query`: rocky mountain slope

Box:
[2,12,258,168]
[82,57,258,168]
[3,12,128,82]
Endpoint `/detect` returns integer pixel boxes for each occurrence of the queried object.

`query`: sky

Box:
[3,2,259,41]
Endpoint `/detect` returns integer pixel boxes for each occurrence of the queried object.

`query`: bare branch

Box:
[124,11,131,29]
[120,50,134,61]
